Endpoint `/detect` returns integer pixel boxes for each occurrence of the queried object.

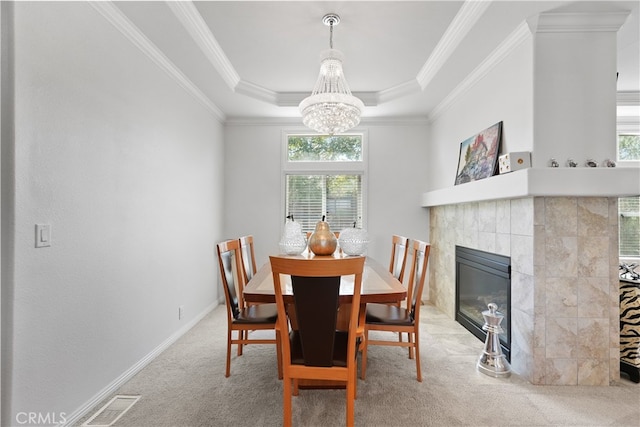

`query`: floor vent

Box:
[82,395,140,427]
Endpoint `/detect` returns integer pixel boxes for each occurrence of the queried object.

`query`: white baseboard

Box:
[61,302,219,427]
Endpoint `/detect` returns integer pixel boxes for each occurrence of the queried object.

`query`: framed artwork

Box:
[454,121,503,185]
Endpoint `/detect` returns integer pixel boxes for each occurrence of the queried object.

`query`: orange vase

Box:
[308,219,338,256]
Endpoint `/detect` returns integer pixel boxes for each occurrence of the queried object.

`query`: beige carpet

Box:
[76,304,639,426]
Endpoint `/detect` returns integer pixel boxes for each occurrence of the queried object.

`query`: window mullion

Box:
[321,175,328,221]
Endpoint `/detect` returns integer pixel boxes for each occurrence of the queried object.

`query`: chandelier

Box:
[299,14,364,135]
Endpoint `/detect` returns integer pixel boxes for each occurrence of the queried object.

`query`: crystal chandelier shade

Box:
[299,14,364,135]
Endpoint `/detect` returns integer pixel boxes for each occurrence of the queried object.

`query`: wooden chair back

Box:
[269,255,365,426]
[362,239,431,382]
[291,274,341,366]
[406,240,431,320]
[216,239,282,378]
[239,235,258,285]
[217,239,244,320]
[389,235,409,283]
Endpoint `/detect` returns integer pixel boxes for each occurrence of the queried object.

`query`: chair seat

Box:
[366,303,414,326]
[234,303,278,324]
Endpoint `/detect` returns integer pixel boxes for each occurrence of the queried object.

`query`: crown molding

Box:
[92,1,639,125]
[275,93,310,108]
[416,0,492,90]
[166,1,240,89]
[90,1,224,121]
[527,11,630,33]
[224,116,429,127]
[377,80,422,104]
[428,21,531,122]
[170,0,494,109]
[235,80,278,104]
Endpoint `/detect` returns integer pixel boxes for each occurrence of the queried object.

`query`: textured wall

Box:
[533,197,620,386]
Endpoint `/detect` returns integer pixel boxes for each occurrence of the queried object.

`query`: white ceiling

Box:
[110,1,639,121]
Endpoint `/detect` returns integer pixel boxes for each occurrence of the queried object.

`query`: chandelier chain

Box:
[329,20,333,49]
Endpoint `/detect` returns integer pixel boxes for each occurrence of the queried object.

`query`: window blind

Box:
[286,174,362,233]
[619,196,640,257]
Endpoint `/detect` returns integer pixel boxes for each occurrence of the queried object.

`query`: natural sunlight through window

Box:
[617,133,640,258]
[618,134,640,161]
[284,134,366,233]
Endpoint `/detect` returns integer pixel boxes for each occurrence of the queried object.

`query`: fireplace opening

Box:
[455,246,511,361]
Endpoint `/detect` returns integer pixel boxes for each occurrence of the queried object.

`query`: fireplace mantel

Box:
[421,167,640,207]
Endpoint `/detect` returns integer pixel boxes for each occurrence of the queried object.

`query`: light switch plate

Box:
[35,224,51,248]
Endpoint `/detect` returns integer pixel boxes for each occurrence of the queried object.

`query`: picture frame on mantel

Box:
[454,121,503,185]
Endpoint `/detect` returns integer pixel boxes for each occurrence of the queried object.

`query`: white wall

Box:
[427,37,534,191]
[530,12,621,165]
[223,122,430,269]
[3,3,224,425]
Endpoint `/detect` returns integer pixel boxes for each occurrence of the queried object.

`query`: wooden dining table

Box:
[243,253,407,305]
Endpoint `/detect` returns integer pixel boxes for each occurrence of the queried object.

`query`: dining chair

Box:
[269,255,365,427]
[216,239,282,378]
[238,235,258,285]
[361,240,431,382]
[387,234,410,338]
[389,234,409,283]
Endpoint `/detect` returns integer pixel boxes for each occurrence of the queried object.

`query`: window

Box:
[283,134,366,233]
[619,197,640,257]
[617,133,640,258]
[618,134,640,161]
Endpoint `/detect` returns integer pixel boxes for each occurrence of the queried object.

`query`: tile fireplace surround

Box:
[423,168,640,386]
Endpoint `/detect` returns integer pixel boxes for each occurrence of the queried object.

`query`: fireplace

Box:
[455,246,511,360]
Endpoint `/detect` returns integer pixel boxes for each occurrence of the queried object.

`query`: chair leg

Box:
[226,328,232,377]
[275,329,283,380]
[237,330,244,356]
[283,377,292,427]
[360,328,369,380]
[408,332,415,359]
[354,361,359,399]
[414,331,422,382]
[346,374,355,427]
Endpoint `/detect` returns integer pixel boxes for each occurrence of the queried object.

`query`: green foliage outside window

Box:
[287,135,362,161]
[286,175,362,232]
[617,135,640,258]
[618,134,640,161]
[285,135,364,233]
